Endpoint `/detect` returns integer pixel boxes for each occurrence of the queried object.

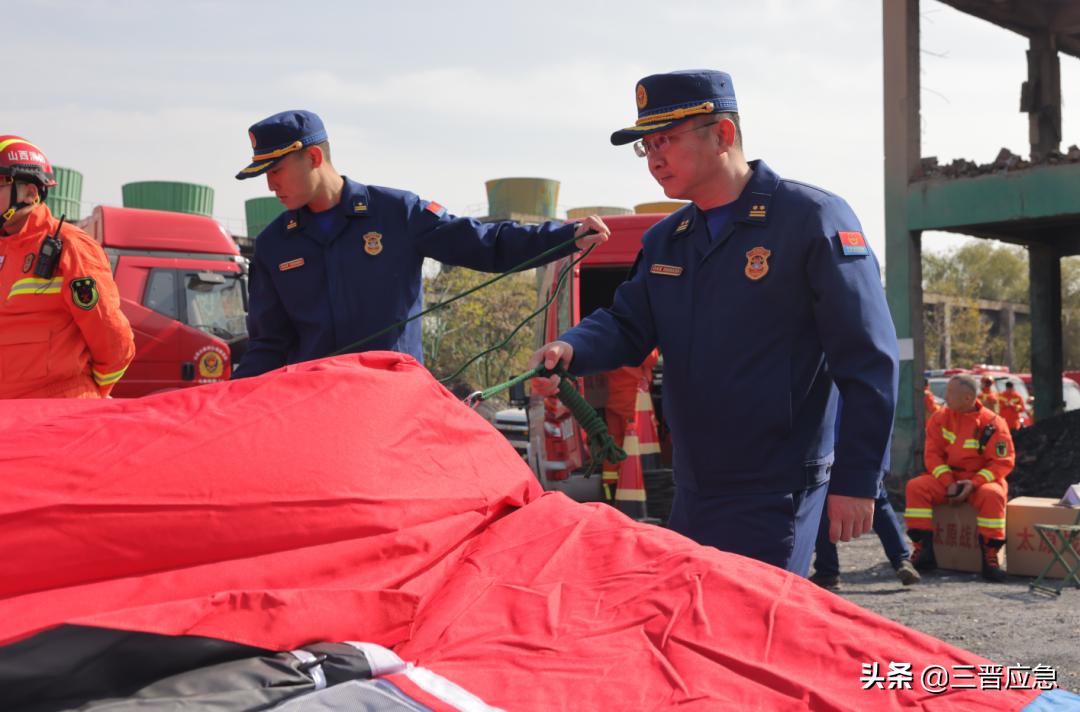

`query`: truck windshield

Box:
[184,271,247,341]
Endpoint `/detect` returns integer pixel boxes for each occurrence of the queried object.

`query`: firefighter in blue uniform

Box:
[233,110,609,378]
[530,70,899,575]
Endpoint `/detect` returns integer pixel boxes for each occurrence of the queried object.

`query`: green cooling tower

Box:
[245,196,284,238]
[485,177,559,220]
[122,181,214,217]
[45,166,83,220]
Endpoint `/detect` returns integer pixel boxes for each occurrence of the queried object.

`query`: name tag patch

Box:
[279,258,305,271]
[650,263,683,277]
[838,231,869,256]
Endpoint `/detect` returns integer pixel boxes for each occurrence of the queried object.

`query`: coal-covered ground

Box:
[823,531,1080,695]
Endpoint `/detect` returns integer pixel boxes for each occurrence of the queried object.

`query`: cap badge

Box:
[636,83,648,110]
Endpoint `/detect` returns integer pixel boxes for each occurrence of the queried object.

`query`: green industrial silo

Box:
[45,166,83,220]
[122,181,214,217]
[485,177,560,221]
[245,196,284,238]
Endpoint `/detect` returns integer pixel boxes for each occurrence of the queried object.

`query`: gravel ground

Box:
[820,534,1080,694]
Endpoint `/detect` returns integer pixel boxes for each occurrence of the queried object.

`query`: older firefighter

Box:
[0,136,134,398]
[904,374,1013,582]
[977,375,1000,413]
[998,381,1026,430]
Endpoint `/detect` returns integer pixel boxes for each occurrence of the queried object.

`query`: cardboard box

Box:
[931,503,991,573]
[1006,497,1080,578]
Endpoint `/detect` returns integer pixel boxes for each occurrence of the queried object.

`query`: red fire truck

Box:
[79,206,248,397]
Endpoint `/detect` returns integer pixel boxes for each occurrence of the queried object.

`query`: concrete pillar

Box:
[1023,34,1062,161]
[942,304,952,368]
[1029,243,1064,419]
[1003,306,1016,370]
[883,0,922,477]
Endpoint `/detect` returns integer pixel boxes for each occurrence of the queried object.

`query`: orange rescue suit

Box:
[904,401,1014,539]
[0,204,134,398]
[601,349,660,492]
[977,386,1000,414]
[924,386,939,417]
[998,391,1026,430]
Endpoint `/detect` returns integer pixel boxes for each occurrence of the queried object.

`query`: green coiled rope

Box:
[470,364,626,477]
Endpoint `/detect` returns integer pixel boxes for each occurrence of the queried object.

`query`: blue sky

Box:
[8,0,1079,257]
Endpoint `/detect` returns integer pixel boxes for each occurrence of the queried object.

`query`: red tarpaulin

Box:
[0,354,1048,710]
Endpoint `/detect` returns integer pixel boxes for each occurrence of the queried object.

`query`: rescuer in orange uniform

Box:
[600,349,660,499]
[923,380,939,417]
[0,136,134,398]
[976,375,1000,413]
[998,381,1026,430]
[904,374,1013,582]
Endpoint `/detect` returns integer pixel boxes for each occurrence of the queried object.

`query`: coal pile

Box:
[1008,410,1080,499]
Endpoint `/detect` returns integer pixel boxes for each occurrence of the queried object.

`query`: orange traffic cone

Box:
[634,378,674,524]
[614,420,647,520]
[635,382,661,470]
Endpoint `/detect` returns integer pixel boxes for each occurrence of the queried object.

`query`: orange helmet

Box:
[0,136,57,189]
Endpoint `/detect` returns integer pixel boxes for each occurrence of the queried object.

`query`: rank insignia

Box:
[748,203,767,219]
[838,231,869,256]
[363,231,383,256]
[279,258,305,272]
[996,441,1007,457]
[70,277,99,310]
[744,246,772,281]
[650,264,683,277]
[636,83,648,109]
[674,219,690,235]
[286,218,299,231]
[22,253,34,273]
[353,202,367,213]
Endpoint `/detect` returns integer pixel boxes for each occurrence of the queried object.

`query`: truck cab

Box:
[527,213,672,503]
[79,206,248,397]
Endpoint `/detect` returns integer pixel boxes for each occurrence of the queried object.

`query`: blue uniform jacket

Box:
[562,160,898,498]
[235,177,578,378]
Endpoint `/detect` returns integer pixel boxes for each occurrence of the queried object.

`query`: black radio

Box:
[34,215,64,279]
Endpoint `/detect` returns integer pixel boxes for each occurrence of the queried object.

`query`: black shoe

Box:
[895,559,921,585]
[980,536,1008,583]
[810,572,840,590]
[909,530,937,571]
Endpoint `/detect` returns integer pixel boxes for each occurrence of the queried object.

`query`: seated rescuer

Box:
[232,110,609,378]
[904,374,1013,582]
[528,70,899,575]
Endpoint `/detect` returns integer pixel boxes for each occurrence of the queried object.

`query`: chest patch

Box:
[744,246,772,281]
[363,232,383,256]
[650,263,683,277]
[279,258,305,272]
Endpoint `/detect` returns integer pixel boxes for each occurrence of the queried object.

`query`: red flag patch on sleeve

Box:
[424,200,446,217]
[838,231,869,256]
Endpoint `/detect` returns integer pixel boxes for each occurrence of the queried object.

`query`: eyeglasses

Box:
[633,120,721,158]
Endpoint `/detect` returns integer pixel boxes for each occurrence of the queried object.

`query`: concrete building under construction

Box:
[884,0,1080,476]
